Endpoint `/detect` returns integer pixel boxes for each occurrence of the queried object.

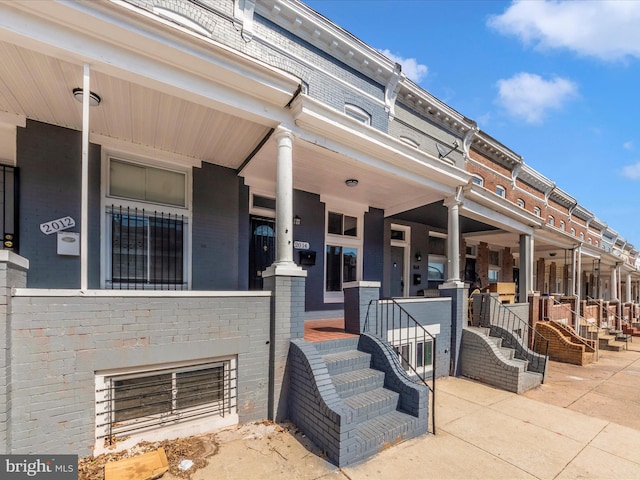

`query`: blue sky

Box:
[304,0,640,247]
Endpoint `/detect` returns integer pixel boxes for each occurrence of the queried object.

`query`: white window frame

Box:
[324,202,364,303]
[548,215,555,226]
[560,220,566,231]
[388,322,439,377]
[101,151,192,289]
[344,104,371,125]
[428,232,447,285]
[495,185,506,198]
[471,175,484,186]
[533,206,541,217]
[516,198,525,208]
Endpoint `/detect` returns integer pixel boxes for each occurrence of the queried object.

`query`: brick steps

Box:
[288,336,428,467]
[460,327,544,394]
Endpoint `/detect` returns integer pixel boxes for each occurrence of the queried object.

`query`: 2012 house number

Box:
[40,216,75,235]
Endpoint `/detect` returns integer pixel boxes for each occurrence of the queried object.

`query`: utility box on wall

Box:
[299,250,316,266]
[57,231,80,256]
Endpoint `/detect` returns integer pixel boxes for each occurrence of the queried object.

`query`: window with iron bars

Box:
[96,359,236,445]
[107,206,187,289]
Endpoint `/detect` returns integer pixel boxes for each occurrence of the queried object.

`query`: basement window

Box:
[96,359,236,445]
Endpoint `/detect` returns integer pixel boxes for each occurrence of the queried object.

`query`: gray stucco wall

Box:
[6,290,271,456]
[17,120,101,289]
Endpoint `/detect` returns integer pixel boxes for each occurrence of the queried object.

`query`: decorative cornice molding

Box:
[385,63,403,119]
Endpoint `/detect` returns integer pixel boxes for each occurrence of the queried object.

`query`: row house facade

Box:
[0,0,638,464]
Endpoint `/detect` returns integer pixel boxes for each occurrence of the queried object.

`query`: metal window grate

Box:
[96,361,237,444]
[108,205,187,290]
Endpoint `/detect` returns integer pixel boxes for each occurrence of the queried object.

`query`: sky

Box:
[304,0,640,247]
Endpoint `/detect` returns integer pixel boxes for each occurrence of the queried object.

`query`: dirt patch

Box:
[79,433,219,479]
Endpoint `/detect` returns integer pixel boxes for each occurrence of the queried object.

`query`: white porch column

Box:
[575,244,582,330]
[80,63,90,291]
[611,266,618,301]
[626,272,632,303]
[518,234,534,303]
[443,194,462,283]
[273,127,296,268]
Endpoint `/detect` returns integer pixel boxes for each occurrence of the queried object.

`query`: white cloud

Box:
[621,162,640,180]
[379,49,428,83]
[495,73,578,123]
[623,141,634,150]
[488,0,640,61]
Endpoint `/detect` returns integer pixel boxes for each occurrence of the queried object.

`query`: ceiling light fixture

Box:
[345,179,359,187]
[72,87,101,107]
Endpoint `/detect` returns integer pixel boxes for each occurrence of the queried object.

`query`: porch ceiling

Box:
[0,41,271,169]
[241,134,445,212]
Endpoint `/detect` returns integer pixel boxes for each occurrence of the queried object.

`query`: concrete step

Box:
[332,368,385,398]
[343,387,400,423]
[601,340,627,352]
[323,349,372,375]
[498,346,515,360]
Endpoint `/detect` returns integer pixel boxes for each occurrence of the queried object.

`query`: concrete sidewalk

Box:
[176,340,640,480]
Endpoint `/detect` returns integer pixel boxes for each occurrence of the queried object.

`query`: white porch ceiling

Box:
[0,41,271,169]
[242,134,444,212]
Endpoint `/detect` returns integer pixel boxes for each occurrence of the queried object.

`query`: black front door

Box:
[249,216,275,290]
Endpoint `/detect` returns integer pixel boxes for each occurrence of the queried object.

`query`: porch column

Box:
[575,244,582,330]
[263,126,305,423]
[518,234,533,303]
[626,272,632,303]
[273,127,296,267]
[80,63,91,290]
[611,266,618,301]
[443,195,462,283]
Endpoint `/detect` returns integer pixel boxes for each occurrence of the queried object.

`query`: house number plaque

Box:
[40,216,76,235]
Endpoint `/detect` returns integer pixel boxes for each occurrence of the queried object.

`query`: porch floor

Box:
[303,318,358,342]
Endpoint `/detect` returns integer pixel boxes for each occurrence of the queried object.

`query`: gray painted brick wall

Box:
[5,286,271,455]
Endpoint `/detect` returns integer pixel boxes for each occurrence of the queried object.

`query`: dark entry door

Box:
[249,216,275,290]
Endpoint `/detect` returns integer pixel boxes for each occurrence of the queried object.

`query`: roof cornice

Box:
[471,130,523,170]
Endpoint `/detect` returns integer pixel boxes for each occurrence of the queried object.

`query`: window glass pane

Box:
[112,214,148,283]
[489,269,499,282]
[146,167,185,206]
[110,160,185,207]
[342,247,357,283]
[489,251,499,266]
[327,212,342,235]
[326,245,342,291]
[424,341,433,366]
[343,216,357,237]
[114,374,172,422]
[429,236,446,256]
[253,195,276,211]
[416,342,424,367]
[110,161,146,201]
[390,229,405,241]
[428,262,445,280]
[149,217,184,284]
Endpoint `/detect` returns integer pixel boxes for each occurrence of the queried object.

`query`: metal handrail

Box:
[547,298,598,356]
[364,298,436,434]
[477,294,549,380]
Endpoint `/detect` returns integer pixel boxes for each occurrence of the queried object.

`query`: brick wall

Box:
[534,322,591,366]
[6,288,271,456]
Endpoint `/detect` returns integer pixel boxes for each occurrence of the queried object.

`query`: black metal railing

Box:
[0,165,18,252]
[108,205,187,290]
[364,298,436,434]
[476,294,549,378]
